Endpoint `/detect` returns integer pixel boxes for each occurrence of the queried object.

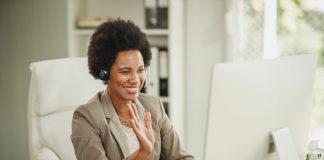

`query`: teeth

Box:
[124,87,138,92]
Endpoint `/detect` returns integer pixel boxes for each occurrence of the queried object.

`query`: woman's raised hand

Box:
[127,103,155,159]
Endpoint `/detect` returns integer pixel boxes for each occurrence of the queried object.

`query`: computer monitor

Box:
[204,54,318,160]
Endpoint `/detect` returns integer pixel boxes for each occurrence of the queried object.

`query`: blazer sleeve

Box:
[71,107,108,160]
[158,100,195,160]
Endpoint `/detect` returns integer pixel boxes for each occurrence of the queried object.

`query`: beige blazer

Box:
[71,90,195,160]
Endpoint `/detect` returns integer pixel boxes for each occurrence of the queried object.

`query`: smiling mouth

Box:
[124,86,139,93]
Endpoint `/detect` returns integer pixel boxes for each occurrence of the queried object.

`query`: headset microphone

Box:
[143,70,148,88]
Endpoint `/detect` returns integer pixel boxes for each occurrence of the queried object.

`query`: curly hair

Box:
[88,18,152,81]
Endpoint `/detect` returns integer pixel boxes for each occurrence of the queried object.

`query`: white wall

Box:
[184,0,226,159]
[0,1,67,159]
[0,1,12,160]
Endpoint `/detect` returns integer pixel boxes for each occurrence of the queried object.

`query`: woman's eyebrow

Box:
[138,65,145,69]
[118,65,145,71]
[118,67,131,71]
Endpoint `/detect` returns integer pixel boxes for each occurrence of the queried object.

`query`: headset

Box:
[98,69,148,88]
[99,69,109,81]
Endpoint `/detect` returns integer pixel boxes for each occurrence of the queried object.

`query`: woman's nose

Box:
[129,72,140,84]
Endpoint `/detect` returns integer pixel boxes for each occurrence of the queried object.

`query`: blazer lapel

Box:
[100,90,131,157]
[134,95,145,122]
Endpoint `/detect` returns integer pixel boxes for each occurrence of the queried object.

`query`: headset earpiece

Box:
[99,69,108,81]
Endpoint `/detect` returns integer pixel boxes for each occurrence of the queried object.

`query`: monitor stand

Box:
[271,128,300,160]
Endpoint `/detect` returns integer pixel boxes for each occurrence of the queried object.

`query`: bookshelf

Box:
[66,0,185,139]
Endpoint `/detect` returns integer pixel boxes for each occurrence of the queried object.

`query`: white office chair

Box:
[28,57,105,160]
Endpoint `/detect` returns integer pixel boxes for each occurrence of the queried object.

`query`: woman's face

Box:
[108,49,145,102]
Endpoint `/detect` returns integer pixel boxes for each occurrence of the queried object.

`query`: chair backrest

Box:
[28,57,106,160]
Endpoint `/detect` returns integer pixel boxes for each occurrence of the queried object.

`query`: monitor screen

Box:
[204,54,318,160]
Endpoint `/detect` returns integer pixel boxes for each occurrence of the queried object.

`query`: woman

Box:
[71,18,195,160]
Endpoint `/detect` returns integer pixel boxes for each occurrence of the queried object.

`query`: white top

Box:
[121,124,140,156]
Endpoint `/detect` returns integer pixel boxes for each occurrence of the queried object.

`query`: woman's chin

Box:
[125,93,138,101]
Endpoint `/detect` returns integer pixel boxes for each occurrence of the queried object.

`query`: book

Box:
[159,78,168,97]
[159,48,168,96]
[158,48,168,79]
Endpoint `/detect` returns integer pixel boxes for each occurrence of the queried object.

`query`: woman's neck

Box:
[107,89,132,118]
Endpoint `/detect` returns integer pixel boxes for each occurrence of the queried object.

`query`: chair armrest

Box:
[36,147,60,160]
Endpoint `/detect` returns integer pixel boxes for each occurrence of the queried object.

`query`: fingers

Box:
[128,104,152,134]
[129,119,140,135]
[128,104,155,154]
[132,103,141,121]
[128,103,152,131]
[144,112,152,130]
[128,104,140,129]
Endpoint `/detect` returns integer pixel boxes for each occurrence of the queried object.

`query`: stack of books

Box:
[145,46,168,97]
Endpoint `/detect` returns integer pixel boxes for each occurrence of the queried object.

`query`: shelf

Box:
[143,29,169,36]
[72,28,168,36]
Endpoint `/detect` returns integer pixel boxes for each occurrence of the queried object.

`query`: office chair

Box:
[28,57,105,160]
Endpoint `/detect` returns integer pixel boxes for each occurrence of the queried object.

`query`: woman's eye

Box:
[120,71,129,75]
[137,69,145,73]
